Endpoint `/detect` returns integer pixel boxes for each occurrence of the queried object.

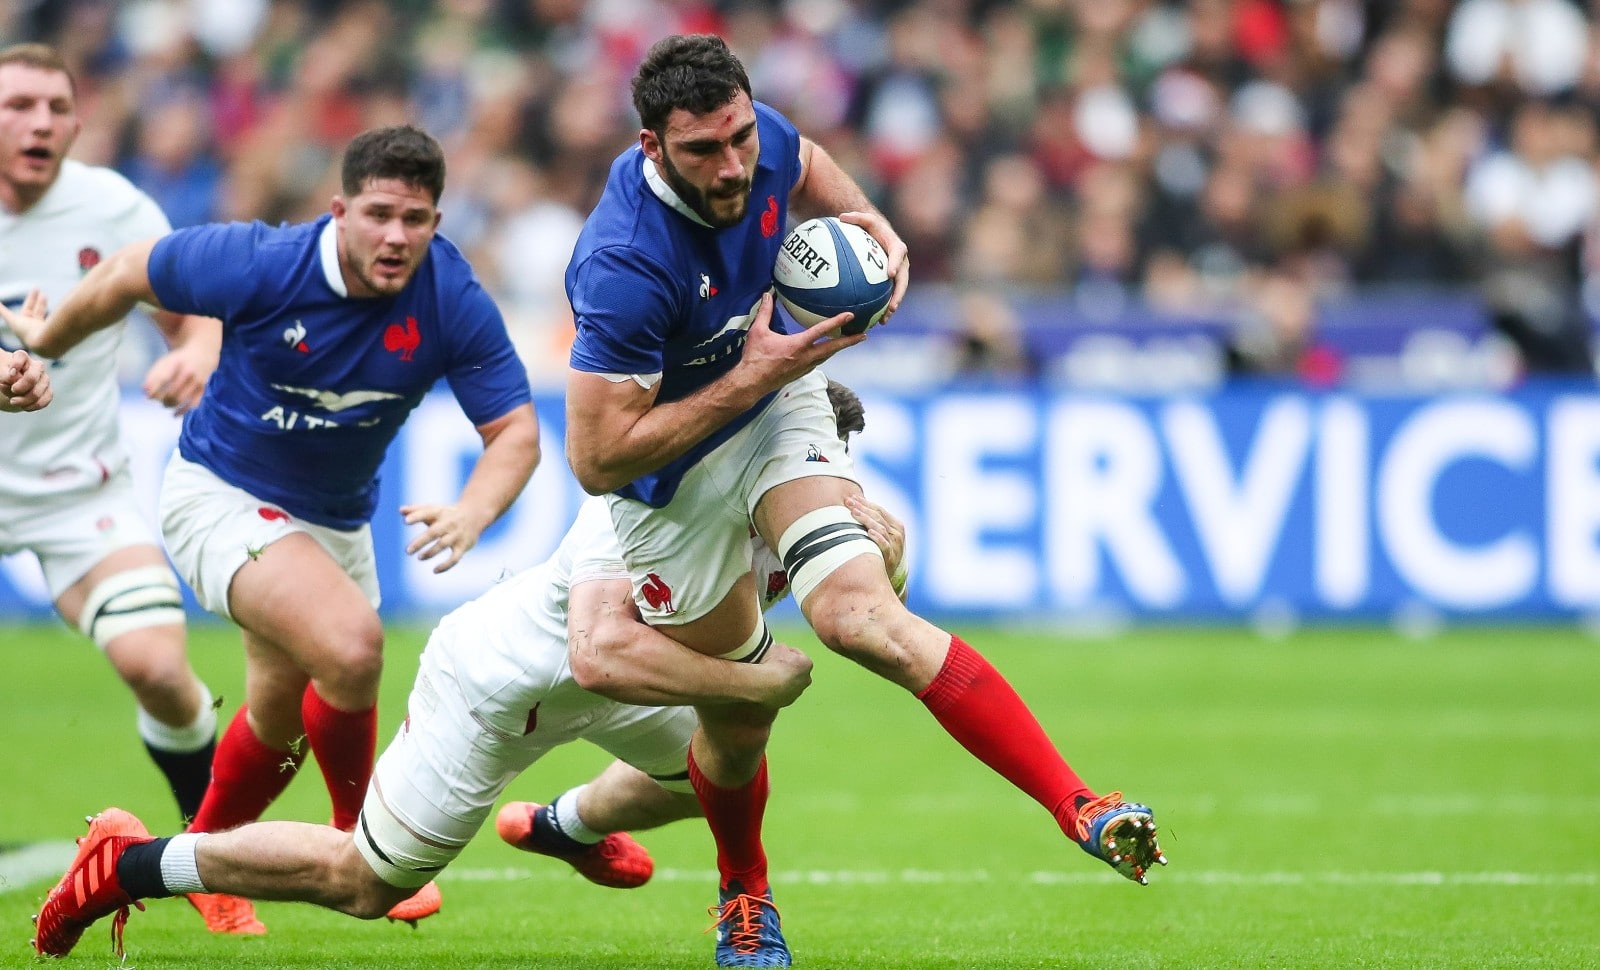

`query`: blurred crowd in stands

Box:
[8,0,1600,386]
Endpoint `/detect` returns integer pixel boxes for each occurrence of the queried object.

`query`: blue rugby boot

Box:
[707,881,790,967]
[1071,791,1167,885]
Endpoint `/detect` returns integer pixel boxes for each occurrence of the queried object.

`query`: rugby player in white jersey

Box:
[30,383,906,961]
[0,43,221,835]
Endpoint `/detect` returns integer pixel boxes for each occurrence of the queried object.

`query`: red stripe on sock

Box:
[301,687,376,832]
[688,748,770,896]
[916,635,1094,837]
[187,706,302,833]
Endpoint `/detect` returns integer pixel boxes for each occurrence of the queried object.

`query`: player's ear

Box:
[639,128,662,164]
[330,196,347,221]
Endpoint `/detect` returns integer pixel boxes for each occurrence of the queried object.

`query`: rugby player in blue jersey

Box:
[6,124,539,932]
[563,34,1164,966]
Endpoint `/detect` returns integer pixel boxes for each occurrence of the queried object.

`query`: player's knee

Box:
[308,617,385,693]
[327,844,409,919]
[111,641,195,700]
[344,880,412,920]
[809,593,921,682]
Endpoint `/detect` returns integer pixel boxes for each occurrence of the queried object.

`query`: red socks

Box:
[187,706,302,833]
[301,686,377,832]
[688,748,770,895]
[916,635,1094,838]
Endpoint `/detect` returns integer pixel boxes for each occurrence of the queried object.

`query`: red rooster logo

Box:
[641,573,676,614]
[384,316,421,362]
[760,196,779,238]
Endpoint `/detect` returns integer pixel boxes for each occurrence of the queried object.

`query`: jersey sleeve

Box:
[442,283,534,426]
[567,246,682,377]
[147,222,266,321]
[755,101,804,196]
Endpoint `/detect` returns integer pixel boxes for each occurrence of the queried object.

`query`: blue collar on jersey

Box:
[317,218,348,297]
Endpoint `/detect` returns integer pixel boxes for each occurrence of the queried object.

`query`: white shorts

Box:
[607,370,857,624]
[159,454,379,620]
[354,626,696,889]
[0,467,166,598]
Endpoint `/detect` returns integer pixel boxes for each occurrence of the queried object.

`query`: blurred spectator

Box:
[1227,271,1343,385]
[120,93,221,227]
[1465,99,1596,372]
[950,289,1040,381]
[1445,0,1588,106]
[9,0,1599,390]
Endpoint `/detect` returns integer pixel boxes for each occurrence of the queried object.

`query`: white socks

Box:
[551,787,602,845]
[138,683,217,752]
[160,833,208,894]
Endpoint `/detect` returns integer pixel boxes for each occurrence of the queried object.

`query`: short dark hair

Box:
[341,125,446,204]
[631,34,752,135]
[827,379,865,443]
[0,43,75,97]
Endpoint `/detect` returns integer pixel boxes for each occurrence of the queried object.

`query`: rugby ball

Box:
[773,217,892,335]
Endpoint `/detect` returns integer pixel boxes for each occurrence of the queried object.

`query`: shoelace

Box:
[706,893,777,954]
[1071,790,1126,842]
[109,900,145,959]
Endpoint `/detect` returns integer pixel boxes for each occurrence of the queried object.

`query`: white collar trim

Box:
[643,158,712,228]
[318,218,347,297]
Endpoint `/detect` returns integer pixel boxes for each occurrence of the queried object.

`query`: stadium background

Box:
[2,3,1598,968]
[5,0,1600,624]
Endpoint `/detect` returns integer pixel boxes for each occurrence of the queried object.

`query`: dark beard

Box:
[659,151,749,228]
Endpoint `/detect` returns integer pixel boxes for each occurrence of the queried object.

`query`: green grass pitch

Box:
[1,620,1596,968]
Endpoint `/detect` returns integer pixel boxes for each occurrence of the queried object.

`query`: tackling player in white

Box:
[29,383,906,961]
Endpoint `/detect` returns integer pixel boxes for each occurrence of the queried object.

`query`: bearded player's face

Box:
[644,90,759,229]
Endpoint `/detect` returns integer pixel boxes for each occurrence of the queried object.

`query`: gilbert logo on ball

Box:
[773,217,892,336]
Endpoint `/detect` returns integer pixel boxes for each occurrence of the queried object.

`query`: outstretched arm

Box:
[402,403,540,572]
[567,576,812,709]
[0,238,163,359]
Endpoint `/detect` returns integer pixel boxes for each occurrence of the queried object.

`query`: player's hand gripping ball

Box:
[773,216,892,336]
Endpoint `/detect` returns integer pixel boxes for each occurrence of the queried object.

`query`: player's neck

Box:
[0,178,47,216]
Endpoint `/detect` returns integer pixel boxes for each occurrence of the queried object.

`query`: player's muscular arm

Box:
[568,577,812,709]
[401,403,540,572]
[0,238,163,359]
[566,294,865,495]
[790,138,910,318]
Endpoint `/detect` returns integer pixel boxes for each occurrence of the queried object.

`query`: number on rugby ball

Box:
[773,216,892,336]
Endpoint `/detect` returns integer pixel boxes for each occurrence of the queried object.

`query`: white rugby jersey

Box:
[0,160,172,500]
[430,497,789,732]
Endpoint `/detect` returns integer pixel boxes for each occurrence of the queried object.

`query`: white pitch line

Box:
[0,841,76,897]
[441,866,1600,888]
[5,854,1594,897]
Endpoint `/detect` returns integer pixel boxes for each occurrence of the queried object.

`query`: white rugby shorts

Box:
[606,370,857,624]
[159,454,379,619]
[0,466,166,598]
[354,626,696,888]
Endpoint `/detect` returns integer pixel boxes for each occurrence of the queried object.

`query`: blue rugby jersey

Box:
[567,101,803,507]
[148,215,531,528]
